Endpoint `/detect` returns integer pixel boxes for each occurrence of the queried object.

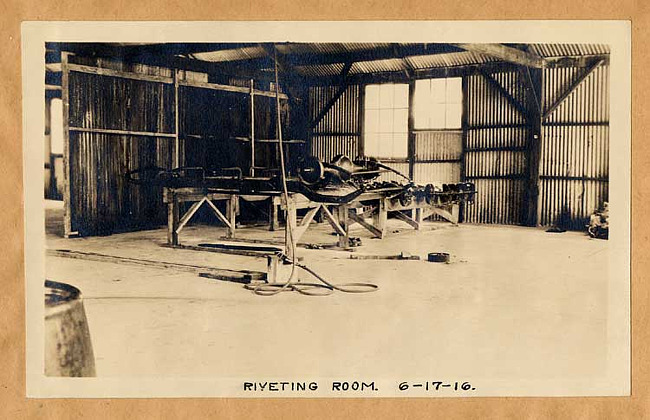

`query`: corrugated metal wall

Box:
[306,64,608,229]
[67,70,175,235]
[308,85,361,162]
[463,71,531,225]
[413,130,462,185]
[539,64,609,229]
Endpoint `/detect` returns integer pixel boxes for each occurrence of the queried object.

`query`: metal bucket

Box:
[44,280,96,377]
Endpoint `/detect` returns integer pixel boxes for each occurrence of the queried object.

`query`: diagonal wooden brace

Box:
[394,210,420,230]
[321,205,346,236]
[204,198,233,230]
[348,211,383,238]
[175,197,207,235]
[292,205,322,243]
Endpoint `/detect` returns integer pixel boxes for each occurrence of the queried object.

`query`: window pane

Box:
[446,103,462,128]
[446,77,462,104]
[431,79,446,103]
[379,84,394,108]
[393,132,408,158]
[365,109,380,133]
[378,133,393,158]
[394,84,409,108]
[365,133,380,157]
[431,103,447,128]
[413,84,429,129]
[365,85,380,109]
[415,79,429,96]
[379,109,393,133]
[393,108,408,133]
[413,105,428,130]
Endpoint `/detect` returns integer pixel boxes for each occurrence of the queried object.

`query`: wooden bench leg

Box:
[372,199,387,239]
[167,195,179,246]
[226,195,238,239]
[337,204,349,248]
[269,199,278,231]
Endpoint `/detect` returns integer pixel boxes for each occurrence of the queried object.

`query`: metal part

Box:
[427,252,450,263]
[126,155,476,206]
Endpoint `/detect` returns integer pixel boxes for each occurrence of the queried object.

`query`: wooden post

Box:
[226,195,238,239]
[459,75,469,223]
[407,80,416,180]
[523,67,543,227]
[337,204,349,248]
[358,84,365,158]
[269,197,279,231]
[250,79,255,177]
[173,69,180,168]
[372,198,388,239]
[167,192,179,246]
[415,207,423,228]
[266,254,280,283]
[61,51,72,238]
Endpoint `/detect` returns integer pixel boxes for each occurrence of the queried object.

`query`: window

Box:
[414,78,462,129]
[363,83,409,159]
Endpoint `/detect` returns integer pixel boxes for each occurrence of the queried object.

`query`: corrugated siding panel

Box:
[67,69,174,236]
[413,130,462,186]
[464,71,531,225]
[377,162,410,183]
[308,84,361,163]
[310,135,359,163]
[414,130,462,161]
[413,163,460,185]
[539,64,609,229]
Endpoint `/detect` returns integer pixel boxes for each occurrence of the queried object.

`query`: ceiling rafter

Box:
[452,43,546,68]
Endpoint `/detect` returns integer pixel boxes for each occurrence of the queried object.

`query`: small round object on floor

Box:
[427,252,450,263]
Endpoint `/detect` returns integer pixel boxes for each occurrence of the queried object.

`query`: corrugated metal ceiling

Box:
[180,43,610,77]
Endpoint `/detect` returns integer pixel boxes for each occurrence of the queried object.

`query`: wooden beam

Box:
[175,198,207,234]
[523,68,543,227]
[479,69,529,121]
[292,205,322,242]
[348,212,383,238]
[393,211,420,229]
[307,61,521,86]
[68,126,175,138]
[178,78,288,99]
[61,52,72,238]
[204,199,233,229]
[67,63,174,84]
[174,69,180,168]
[46,63,62,72]
[544,54,609,68]
[542,58,605,120]
[407,80,416,179]
[452,43,546,68]
[321,205,346,236]
[310,62,353,130]
[393,45,415,79]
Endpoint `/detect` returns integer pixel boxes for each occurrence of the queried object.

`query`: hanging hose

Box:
[250,47,378,297]
[250,48,298,296]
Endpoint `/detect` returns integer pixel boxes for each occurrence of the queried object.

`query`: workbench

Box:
[163,187,461,258]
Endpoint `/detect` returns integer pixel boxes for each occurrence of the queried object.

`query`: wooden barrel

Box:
[44,280,96,377]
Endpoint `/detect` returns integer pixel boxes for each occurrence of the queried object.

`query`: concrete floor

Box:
[45,200,609,385]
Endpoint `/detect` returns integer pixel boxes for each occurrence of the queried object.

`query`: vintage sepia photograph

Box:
[23,21,631,398]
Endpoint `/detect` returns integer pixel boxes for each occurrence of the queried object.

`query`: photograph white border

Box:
[23,20,631,398]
